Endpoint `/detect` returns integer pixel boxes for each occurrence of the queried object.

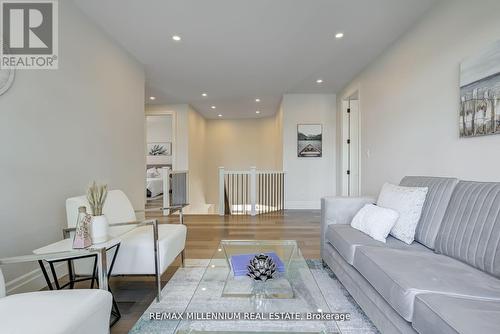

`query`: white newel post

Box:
[250,167,257,216]
[163,167,171,216]
[218,167,225,216]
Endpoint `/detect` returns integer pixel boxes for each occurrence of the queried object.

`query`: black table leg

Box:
[90,257,98,289]
[109,244,122,325]
[110,295,122,326]
[108,244,120,276]
[49,262,61,289]
[38,260,53,290]
[67,260,75,289]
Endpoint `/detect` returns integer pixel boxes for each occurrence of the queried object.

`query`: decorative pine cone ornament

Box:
[247,254,276,281]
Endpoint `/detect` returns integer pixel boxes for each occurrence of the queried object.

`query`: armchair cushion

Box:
[0,289,112,334]
[66,190,137,237]
[67,190,187,276]
[112,224,187,275]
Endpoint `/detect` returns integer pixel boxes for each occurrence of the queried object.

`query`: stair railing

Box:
[218,167,285,216]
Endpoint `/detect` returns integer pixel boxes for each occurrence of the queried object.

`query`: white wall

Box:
[275,103,284,165]
[281,94,337,209]
[187,107,210,213]
[204,116,283,207]
[147,98,336,212]
[146,115,173,165]
[0,1,145,292]
[338,0,500,197]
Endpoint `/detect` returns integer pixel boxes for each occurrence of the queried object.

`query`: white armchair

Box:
[65,190,187,301]
[0,249,112,334]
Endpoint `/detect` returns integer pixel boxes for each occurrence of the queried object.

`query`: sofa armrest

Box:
[320,196,374,259]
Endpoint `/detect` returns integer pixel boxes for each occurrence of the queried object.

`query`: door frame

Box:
[340,88,361,196]
[145,110,177,170]
[144,110,177,204]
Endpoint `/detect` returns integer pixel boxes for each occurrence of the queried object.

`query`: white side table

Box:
[33,237,122,326]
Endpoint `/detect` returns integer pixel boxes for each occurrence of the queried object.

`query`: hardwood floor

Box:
[110,210,321,333]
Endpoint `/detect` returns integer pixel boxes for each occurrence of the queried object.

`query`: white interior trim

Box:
[6,262,67,295]
[285,200,321,210]
[340,86,362,197]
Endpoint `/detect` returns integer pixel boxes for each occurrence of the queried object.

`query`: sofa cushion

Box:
[435,181,500,278]
[353,246,500,321]
[326,224,431,265]
[400,176,459,249]
[413,294,500,334]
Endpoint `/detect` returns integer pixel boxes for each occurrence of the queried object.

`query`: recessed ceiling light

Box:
[172,35,181,41]
[218,114,222,117]
[316,79,323,84]
[202,93,207,97]
[335,32,344,39]
[149,96,156,100]
[256,111,260,114]
[211,106,216,109]
[255,98,260,102]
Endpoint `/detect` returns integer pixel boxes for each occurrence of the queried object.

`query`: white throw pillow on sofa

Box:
[351,204,399,243]
[377,183,428,244]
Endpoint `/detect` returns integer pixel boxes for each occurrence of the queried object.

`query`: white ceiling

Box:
[74,0,437,119]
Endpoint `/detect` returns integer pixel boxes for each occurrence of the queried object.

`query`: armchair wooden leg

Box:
[181,250,185,268]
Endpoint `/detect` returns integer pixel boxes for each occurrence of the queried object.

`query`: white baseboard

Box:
[6,262,68,295]
[285,200,321,210]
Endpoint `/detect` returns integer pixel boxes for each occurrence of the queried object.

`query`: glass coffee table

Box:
[174,240,340,333]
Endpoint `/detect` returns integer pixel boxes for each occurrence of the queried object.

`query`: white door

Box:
[341,94,360,196]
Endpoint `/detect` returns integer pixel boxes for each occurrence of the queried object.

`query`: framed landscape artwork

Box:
[297,124,322,158]
[459,40,500,138]
[147,142,172,156]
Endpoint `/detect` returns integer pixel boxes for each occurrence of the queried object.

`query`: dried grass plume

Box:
[87,181,108,216]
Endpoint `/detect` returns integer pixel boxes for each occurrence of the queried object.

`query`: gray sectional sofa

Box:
[321,176,500,334]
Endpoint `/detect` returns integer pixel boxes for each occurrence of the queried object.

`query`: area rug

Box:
[130,259,379,334]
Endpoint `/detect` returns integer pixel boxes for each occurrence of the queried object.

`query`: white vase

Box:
[90,215,109,244]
